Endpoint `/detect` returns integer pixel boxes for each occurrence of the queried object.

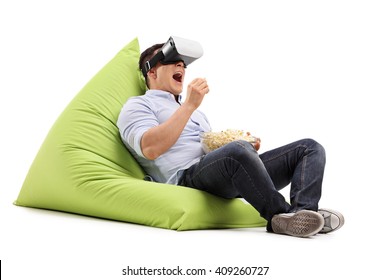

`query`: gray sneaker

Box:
[271,210,325,238]
[318,208,345,233]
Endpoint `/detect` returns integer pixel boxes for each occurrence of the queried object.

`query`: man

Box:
[117,40,344,237]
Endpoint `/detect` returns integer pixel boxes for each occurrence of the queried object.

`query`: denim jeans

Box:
[178,138,326,231]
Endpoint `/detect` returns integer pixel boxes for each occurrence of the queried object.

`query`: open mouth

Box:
[173,72,183,83]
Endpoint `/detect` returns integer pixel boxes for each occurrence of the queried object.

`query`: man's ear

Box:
[147,67,158,80]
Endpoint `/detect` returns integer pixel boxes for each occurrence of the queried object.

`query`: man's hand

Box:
[183,78,209,111]
[252,137,261,151]
[247,132,261,151]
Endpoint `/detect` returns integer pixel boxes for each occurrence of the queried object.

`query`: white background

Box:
[1,0,389,279]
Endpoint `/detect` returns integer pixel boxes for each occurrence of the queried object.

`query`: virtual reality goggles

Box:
[141,36,203,78]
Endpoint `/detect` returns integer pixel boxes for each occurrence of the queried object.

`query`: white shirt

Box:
[117,89,211,184]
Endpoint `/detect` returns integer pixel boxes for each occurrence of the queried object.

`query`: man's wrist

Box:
[181,102,197,114]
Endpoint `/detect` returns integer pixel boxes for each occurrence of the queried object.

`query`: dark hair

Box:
[139,43,164,86]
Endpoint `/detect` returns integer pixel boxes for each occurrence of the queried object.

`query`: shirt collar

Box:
[146,89,182,103]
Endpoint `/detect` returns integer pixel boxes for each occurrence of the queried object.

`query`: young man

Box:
[117,41,344,238]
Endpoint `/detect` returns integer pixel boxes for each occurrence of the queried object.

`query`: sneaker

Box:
[271,210,324,238]
[318,208,345,233]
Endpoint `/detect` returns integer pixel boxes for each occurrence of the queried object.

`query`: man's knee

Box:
[225,140,258,162]
[302,138,326,162]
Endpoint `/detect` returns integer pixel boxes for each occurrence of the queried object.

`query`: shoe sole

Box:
[271,210,325,238]
[318,208,345,233]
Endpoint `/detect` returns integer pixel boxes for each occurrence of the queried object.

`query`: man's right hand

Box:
[184,78,209,111]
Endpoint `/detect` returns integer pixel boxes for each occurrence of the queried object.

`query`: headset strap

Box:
[141,51,164,78]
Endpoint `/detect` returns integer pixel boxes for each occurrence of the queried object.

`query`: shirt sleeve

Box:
[117,97,158,158]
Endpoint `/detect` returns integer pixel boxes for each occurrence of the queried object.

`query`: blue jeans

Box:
[178,138,326,231]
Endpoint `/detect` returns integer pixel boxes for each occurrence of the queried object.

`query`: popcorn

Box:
[200,129,257,153]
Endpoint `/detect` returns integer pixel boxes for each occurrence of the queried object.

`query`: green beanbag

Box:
[14,38,267,230]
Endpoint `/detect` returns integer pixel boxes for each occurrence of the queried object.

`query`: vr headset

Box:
[141,36,203,78]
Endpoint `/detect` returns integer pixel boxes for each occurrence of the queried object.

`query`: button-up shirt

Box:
[117,89,211,184]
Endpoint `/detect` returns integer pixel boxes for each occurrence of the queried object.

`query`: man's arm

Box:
[141,78,209,160]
